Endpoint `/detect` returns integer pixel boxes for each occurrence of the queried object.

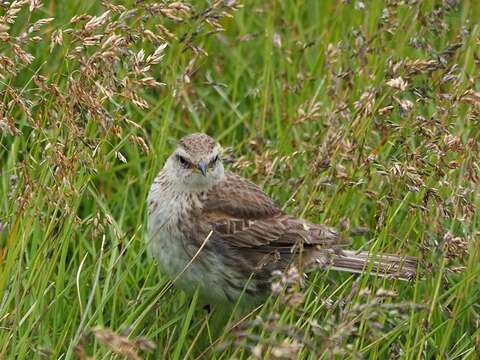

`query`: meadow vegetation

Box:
[0,0,479,358]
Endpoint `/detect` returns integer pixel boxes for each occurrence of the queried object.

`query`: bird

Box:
[147,133,416,304]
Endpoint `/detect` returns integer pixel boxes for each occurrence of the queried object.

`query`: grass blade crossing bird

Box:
[147,133,416,304]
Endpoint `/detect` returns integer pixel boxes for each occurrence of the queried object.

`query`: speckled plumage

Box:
[178,132,217,154]
[147,133,416,304]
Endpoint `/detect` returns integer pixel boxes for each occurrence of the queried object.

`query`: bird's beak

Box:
[197,161,207,176]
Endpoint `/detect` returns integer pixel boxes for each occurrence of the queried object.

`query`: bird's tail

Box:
[310,249,417,281]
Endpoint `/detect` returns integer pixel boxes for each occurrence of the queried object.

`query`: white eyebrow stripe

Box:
[175,148,190,158]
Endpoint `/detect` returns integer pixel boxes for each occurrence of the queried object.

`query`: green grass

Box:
[1,0,479,358]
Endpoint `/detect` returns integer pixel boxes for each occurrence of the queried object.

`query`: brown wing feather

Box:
[203,172,280,219]
[203,172,341,249]
[202,172,416,285]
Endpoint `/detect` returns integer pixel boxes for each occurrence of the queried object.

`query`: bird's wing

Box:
[203,172,342,251]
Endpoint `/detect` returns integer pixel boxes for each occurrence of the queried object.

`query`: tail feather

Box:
[310,249,417,281]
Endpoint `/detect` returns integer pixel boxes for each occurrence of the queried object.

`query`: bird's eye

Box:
[177,155,189,168]
[211,154,219,164]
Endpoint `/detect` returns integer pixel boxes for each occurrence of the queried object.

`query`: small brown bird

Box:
[147,133,416,304]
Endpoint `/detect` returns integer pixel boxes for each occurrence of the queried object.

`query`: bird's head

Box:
[164,133,225,191]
